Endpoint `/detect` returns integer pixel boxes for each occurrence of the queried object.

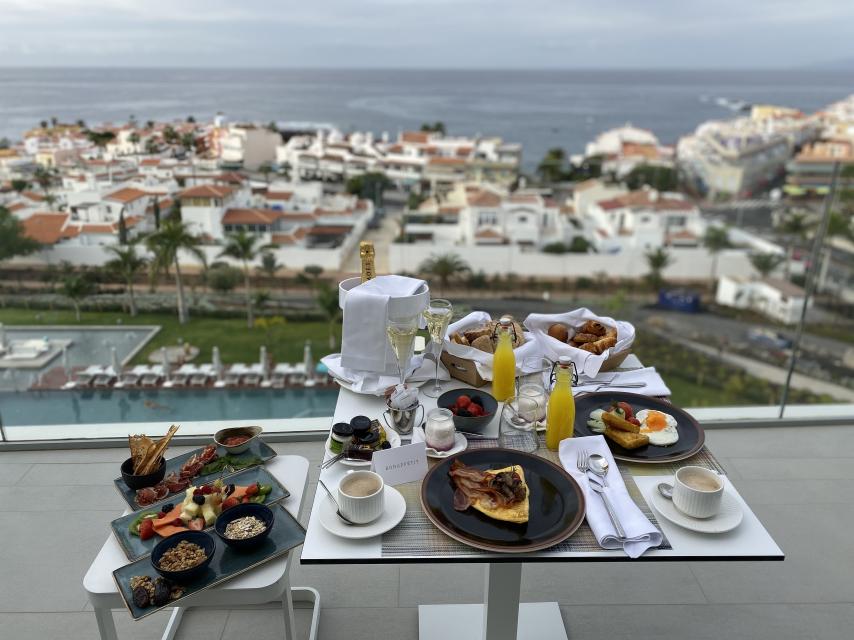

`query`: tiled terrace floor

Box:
[2,425,853,639]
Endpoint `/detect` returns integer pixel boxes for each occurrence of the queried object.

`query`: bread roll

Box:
[471,335,494,354]
[547,323,569,343]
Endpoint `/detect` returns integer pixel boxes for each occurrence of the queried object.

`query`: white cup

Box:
[337,470,385,524]
[672,466,724,519]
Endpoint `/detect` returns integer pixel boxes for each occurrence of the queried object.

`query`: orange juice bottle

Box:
[491,317,516,402]
[546,356,576,450]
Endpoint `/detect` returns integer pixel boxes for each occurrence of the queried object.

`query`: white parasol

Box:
[303,340,313,382]
[110,345,120,375]
[212,346,223,382]
[260,345,269,381]
[160,346,170,381]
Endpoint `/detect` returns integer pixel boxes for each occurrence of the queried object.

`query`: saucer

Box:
[412,427,468,458]
[651,489,743,534]
[318,485,406,539]
[324,426,402,467]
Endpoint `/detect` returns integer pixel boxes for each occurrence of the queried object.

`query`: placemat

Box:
[381,434,682,558]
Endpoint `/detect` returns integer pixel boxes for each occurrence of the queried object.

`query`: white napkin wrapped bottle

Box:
[559,435,663,558]
[340,275,427,373]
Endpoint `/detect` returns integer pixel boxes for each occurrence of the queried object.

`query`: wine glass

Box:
[386,314,419,387]
[421,298,453,398]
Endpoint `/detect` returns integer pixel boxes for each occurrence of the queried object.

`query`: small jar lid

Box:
[558,355,572,366]
[350,415,372,435]
[356,431,379,446]
[331,422,353,437]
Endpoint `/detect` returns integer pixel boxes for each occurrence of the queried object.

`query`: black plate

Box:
[420,448,585,553]
[573,391,705,464]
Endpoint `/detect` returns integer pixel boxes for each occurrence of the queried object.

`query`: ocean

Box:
[0,68,850,170]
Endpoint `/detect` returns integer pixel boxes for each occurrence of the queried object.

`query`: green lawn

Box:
[0,308,340,365]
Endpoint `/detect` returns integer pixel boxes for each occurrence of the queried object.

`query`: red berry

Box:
[222,497,239,510]
[172,517,183,526]
[201,484,214,495]
[245,483,259,497]
[157,511,166,519]
[456,395,471,409]
[468,404,484,417]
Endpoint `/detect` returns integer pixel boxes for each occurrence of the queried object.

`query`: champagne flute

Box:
[421,299,453,398]
[386,314,419,387]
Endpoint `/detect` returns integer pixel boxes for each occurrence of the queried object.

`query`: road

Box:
[341,206,402,275]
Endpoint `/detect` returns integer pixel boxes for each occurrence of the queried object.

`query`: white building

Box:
[716,276,810,325]
[213,124,280,170]
[585,187,705,252]
[678,109,821,198]
[584,124,674,177]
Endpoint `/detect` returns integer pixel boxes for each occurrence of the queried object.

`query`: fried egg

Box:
[636,409,679,446]
[587,408,606,433]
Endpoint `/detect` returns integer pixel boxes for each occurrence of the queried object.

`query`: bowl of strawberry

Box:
[437,389,498,433]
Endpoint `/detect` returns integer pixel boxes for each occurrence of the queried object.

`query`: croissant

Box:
[579,320,607,336]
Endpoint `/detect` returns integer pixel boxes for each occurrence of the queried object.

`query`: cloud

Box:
[0,0,852,67]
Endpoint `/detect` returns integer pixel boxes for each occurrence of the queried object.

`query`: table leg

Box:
[93,606,119,640]
[483,563,521,640]
[418,563,567,640]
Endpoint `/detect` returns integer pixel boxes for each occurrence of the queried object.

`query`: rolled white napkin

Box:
[341,275,425,372]
[559,435,662,558]
[390,383,419,409]
[573,367,671,397]
[321,353,448,396]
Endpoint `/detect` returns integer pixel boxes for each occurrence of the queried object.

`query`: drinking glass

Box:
[498,392,542,453]
[386,314,419,386]
[519,356,551,395]
[421,298,453,398]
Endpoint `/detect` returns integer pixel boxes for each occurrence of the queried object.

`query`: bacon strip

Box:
[449,461,524,512]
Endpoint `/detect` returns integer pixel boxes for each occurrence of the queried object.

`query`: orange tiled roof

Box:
[265,191,293,201]
[221,208,282,225]
[140,158,161,166]
[401,131,430,144]
[467,190,502,207]
[475,228,505,240]
[22,190,45,202]
[22,212,69,244]
[428,157,466,166]
[105,187,150,203]
[179,184,234,199]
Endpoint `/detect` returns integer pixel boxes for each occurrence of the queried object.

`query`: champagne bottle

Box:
[360,241,376,283]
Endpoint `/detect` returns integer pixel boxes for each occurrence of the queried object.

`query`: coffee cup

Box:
[337,470,385,524]
[672,466,724,519]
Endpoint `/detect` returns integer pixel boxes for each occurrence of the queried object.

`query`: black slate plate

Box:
[110,466,291,562]
[113,503,305,620]
[573,391,705,464]
[113,438,277,510]
[420,448,585,553]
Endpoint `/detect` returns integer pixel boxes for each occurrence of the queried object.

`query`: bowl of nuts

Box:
[151,531,215,583]
[215,503,275,551]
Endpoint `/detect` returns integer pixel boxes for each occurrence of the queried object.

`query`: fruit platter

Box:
[113,427,277,510]
[111,466,290,561]
[113,503,306,620]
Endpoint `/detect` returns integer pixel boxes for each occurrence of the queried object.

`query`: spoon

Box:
[317,477,358,526]
[588,454,610,487]
[657,483,674,499]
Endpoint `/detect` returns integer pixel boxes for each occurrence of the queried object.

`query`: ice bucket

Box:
[338,276,430,375]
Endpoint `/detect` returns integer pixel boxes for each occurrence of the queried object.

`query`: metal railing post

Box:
[779,162,841,418]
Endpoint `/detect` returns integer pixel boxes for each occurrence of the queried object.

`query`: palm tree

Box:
[303,265,324,283]
[644,247,673,291]
[61,275,94,322]
[315,282,341,349]
[702,226,731,290]
[33,166,55,199]
[749,253,784,278]
[106,243,148,317]
[536,148,566,184]
[218,230,274,328]
[10,179,30,195]
[258,251,282,279]
[777,210,814,280]
[418,253,470,295]
[145,218,204,325]
[258,162,274,185]
[129,131,141,150]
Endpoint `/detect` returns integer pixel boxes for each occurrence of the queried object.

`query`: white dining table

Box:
[301,383,784,640]
[83,455,320,640]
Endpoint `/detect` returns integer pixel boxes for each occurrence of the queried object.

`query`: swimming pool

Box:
[0,387,339,427]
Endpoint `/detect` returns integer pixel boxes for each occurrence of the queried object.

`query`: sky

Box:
[0,0,852,69]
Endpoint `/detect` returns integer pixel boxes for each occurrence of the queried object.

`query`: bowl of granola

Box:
[215,503,274,551]
[151,531,215,582]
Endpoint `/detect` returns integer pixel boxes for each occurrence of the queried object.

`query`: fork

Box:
[320,452,345,469]
[576,448,590,474]
[578,381,646,392]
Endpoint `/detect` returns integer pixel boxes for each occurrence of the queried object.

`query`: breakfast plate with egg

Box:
[574,392,705,463]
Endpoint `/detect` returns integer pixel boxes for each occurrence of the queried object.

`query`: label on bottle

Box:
[360,241,376,283]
